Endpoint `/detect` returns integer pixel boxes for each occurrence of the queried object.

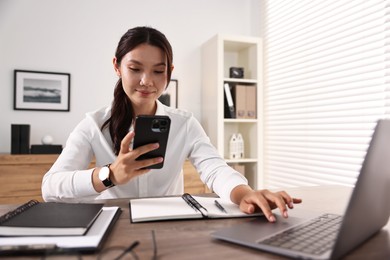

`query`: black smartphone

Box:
[133,115,171,169]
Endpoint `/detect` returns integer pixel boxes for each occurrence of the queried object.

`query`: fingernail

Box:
[283,211,288,218]
[269,215,276,222]
[289,202,294,208]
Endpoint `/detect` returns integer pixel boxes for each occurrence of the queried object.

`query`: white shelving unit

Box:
[201,34,263,189]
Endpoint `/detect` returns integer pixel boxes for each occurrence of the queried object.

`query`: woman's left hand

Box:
[231,185,302,222]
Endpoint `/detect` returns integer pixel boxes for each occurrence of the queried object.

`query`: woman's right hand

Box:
[92,131,163,192]
[109,131,163,185]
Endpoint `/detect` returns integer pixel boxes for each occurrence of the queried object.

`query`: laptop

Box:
[212,119,390,260]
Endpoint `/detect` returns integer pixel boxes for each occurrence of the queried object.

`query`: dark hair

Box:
[101,26,173,155]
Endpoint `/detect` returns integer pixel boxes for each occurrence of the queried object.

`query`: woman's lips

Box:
[137,89,155,96]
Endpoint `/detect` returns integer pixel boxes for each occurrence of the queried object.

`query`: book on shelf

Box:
[235,84,257,119]
[0,200,103,236]
[245,85,256,119]
[235,84,246,118]
[224,83,257,119]
[224,83,236,118]
[129,193,263,223]
[0,206,121,255]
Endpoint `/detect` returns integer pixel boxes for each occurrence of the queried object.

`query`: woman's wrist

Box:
[230,184,253,204]
[92,167,104,192]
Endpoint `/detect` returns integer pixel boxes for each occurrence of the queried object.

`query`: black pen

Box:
[182,193,208,217]
[0,244,58,253]
[214,200,227,213]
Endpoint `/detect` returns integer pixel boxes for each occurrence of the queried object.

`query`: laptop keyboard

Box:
[258,214,342,256]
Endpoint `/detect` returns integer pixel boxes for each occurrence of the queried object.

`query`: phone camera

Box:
[159,126,168,132]
[152,119,160,129]
[151,119,169,133]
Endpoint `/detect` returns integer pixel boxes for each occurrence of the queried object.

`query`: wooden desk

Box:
[0,186,389,259]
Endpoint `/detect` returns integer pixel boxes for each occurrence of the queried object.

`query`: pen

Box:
[0,244,58,252]
[214,200,227,213]
[182,193,208,217]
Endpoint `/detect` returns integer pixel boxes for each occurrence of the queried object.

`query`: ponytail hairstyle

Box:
[101,26,173,155]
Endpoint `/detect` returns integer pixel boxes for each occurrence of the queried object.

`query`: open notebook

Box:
[130,193,263,223]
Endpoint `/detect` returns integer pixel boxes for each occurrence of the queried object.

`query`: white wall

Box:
[0,0,259,153]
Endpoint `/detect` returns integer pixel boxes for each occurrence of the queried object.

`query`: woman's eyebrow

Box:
[128,59,166,67]
[154,62,167,67]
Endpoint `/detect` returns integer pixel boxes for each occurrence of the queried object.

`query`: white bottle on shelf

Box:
[236,133,244,159]
[229,133,244,159]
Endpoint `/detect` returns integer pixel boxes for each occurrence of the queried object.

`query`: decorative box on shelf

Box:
[30,145,63,154]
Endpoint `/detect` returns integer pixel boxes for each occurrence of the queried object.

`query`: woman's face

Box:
[113,43,168,115]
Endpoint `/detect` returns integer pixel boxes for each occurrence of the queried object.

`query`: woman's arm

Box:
[41,118,99,202]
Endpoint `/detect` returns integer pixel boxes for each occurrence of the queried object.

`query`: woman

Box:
[42,26,301,222]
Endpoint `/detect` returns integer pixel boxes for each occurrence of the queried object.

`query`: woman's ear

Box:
[113,57,121,77]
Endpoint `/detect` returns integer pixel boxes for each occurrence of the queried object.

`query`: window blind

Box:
[262,0,390,188]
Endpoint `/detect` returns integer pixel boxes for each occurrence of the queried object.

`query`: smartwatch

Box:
[98,164,115,188]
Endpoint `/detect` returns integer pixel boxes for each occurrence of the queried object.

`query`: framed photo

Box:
[14,70,70,112]
[159,79,178,108]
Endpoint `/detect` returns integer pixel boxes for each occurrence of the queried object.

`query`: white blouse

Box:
[42,101,248,203]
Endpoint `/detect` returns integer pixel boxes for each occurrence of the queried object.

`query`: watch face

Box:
[99,166,110,181]
[99,166,114,187]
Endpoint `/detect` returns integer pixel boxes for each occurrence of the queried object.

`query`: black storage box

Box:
[30,145,63,154]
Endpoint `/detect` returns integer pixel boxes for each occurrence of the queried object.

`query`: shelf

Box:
[225,158,258,163]
[201,34,263,189]
[224,118,257,123]
[224,78,258,84]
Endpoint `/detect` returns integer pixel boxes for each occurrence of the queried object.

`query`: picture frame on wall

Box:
[14,70,71,112]
[159,79,178,108]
